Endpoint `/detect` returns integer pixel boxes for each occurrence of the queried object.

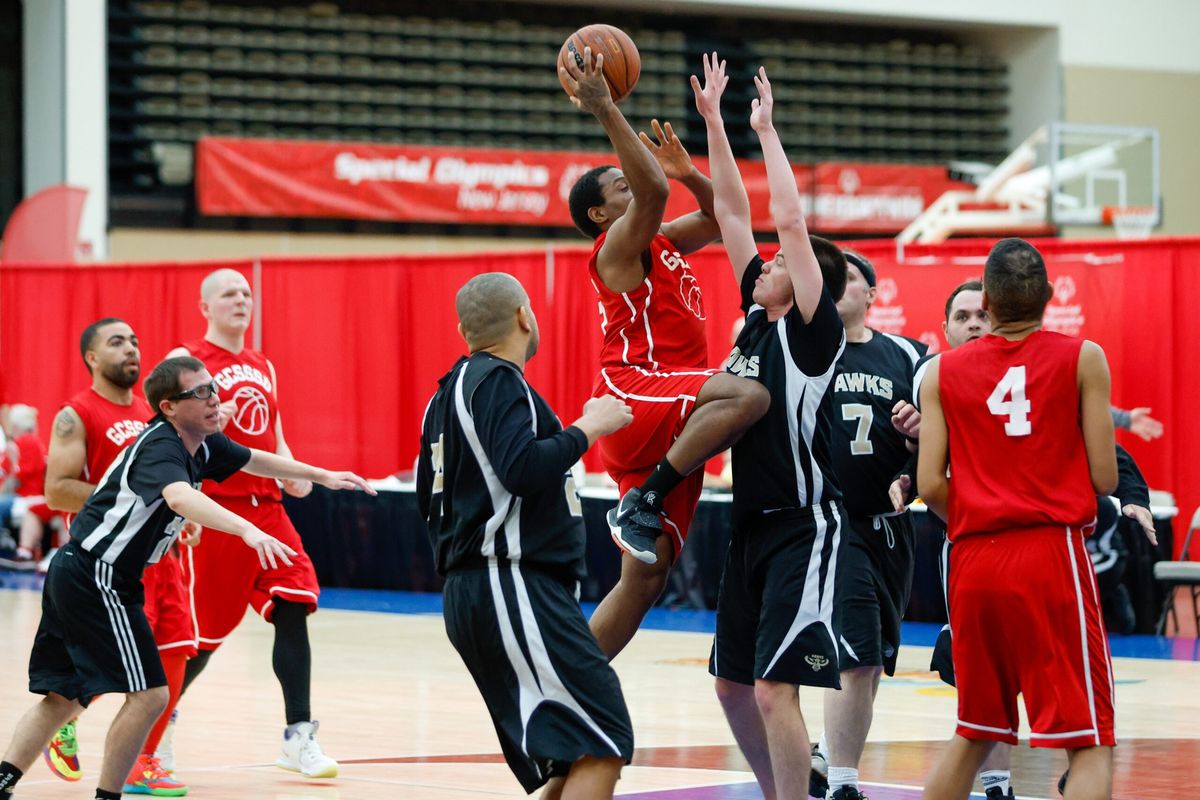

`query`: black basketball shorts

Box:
[442,563,634,794]
[709,500,847,689]
[29,543,167,704]
[835,510,916,676]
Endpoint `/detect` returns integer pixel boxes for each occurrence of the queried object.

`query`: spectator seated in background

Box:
[0,405,65,571]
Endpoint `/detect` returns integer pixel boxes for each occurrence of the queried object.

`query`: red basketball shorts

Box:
[592,365,716,558]
[143,550,197,658]
[949,525,1116,749]
[182,497,319,651]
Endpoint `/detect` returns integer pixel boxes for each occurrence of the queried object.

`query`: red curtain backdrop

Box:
[3,237,1198,555]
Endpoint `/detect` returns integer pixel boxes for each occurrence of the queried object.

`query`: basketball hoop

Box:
[1104,206,1157,240]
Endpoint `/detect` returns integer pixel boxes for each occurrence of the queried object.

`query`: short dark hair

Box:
[568,165,615,239]
[843,250,875,287]
[944,279,984,321]
[144,356,205,413]
[80,317,126,372]
[983,238,1052,323]
[810,236,848,303]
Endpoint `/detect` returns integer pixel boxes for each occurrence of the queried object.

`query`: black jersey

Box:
[831,330,927,515]
[724,256,846,523]
[416,352,590,579]
[71,419,250,580]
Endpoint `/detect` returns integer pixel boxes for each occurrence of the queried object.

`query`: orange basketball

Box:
[557,24,640,103]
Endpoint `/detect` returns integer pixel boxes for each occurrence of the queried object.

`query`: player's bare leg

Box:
[922,736,994,800]
[590,534,674,658]
[609,374,768,565]
[98,686,169,794]
[978,741,1013,795]
[662,374,769,476]
[560,755,623,800]
[822,665,883,792]
[0,693,82,774]
[540,776,565,800]
[754,679,810,800]
[715,678,776,799]
[1061,746,1112,800]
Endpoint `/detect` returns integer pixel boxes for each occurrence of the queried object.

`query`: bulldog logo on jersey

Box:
[805,654,829,672]
[231,386,271,435]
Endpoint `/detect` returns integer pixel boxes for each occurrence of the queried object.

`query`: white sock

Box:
[827,767,858,796]
[980,770,1011,795]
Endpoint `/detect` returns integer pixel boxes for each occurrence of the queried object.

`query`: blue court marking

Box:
[3,575,1197,662]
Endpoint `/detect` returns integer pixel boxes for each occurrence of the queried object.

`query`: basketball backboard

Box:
[1048,122,1160,227]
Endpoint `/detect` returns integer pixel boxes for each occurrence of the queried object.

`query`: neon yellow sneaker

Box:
[43,718,82,781]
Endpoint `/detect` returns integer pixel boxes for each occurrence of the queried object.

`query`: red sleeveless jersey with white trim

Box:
[65,388,153,483]
[588,232,707,369]
[182,338,280,500]
[938,331,1095,541]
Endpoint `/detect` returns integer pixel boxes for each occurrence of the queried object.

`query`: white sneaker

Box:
[276,720,338,779]
[154,708,177,772]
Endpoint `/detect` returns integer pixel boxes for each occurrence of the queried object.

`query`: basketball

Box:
[557,24,640,103]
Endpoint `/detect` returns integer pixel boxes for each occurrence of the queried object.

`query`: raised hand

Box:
[750,66,774,134]
[577,394,634,442]
[559,47,613,115]
[690,51,728,121]
[639,120,693,180]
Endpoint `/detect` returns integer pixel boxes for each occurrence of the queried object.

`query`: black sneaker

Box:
[830,786,869,800]
[0,551,37,571]
[809,743,829,798]
[606,487,661,565]
[1058,769,1069,795]
[984,787,1016,800]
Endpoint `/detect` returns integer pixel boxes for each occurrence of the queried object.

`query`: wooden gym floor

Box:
[1,580,1197,799]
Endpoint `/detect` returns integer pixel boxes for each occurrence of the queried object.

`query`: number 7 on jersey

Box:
[987,365,1032,436]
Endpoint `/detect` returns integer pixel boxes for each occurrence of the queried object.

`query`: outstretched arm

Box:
[750,68,823,322]
[561,47,668,293]
[646,119,721,254]
[692,51,757,279]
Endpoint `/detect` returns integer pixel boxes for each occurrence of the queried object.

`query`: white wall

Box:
[616,0,1200,73]
[22,0,108,258]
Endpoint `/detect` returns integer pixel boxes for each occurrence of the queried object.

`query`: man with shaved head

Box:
[165,268,338,779]
[418,273,636,799]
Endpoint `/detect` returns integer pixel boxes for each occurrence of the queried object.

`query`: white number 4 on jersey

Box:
[987,366,1032,436]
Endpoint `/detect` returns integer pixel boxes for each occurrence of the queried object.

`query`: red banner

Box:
[196,137,969,233]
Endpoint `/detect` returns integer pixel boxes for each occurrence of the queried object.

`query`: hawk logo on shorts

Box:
[805,654,829,671]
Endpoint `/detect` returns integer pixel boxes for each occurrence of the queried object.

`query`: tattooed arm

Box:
[45,407,96,512]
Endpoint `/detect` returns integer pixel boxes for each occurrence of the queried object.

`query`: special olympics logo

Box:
[680,272,706,320]
[839,169,861,194]
[559,164,597,202]
[231,386,271,436]
[1053,275,1076,304]
[875,277,898,305]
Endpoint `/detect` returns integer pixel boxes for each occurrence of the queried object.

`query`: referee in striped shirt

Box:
[0,356,373,800]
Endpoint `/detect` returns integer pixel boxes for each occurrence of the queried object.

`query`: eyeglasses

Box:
[169,381,219,401]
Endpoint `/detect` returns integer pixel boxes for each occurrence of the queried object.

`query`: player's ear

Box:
[865,285,877,305]
[456,322,468,347]
[517,305,532,334]
[588,205,607,229]
[980,289,991,311]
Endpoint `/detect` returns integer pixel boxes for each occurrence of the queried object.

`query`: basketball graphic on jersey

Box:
[231,386,271,435]
[679,271,706,320]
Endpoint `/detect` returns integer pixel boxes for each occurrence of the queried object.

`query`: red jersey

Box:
[182,338,281,501]
[588,232,707,370]
[11,433,47,497]
[64,388,153,483]
[938,330,1096,541]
